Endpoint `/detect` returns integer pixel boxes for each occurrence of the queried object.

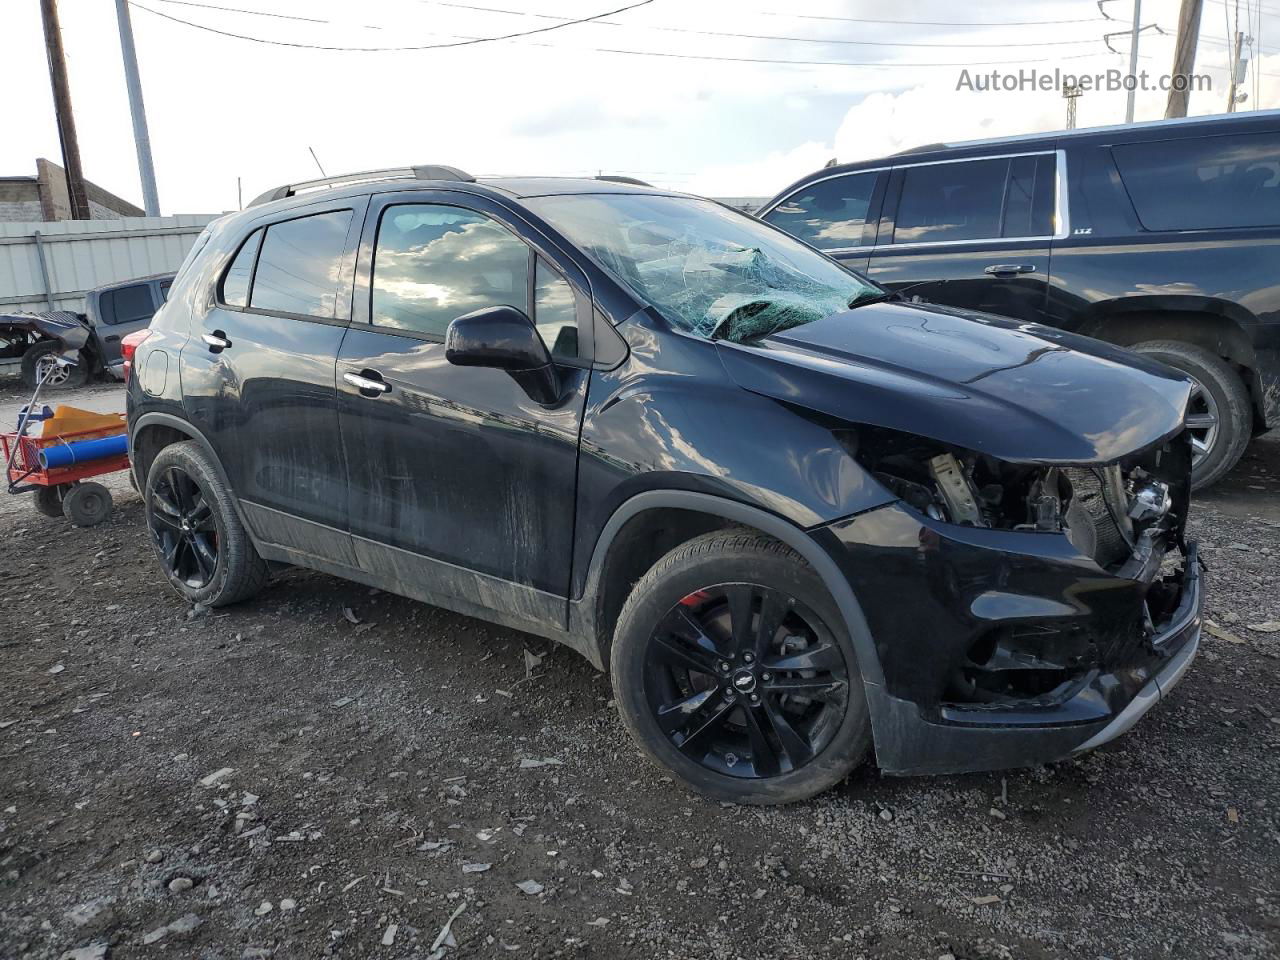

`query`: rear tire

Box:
[610,531,872,805]
[1132,340,1251,490]
[144,441,268,607]
[62,482,112,526]
[21,341,87,391]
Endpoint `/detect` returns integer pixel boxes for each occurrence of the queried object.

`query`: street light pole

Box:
[1125,0,1142,123]
[114,0,161,216]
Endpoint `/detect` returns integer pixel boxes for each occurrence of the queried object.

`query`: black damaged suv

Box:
[126,166,1203,804]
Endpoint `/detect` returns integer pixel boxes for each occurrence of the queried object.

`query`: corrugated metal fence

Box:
[0,215,219,315]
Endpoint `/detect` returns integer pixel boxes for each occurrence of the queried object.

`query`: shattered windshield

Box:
[525,194,881,342]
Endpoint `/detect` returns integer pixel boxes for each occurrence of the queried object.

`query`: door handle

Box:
[202,331,232,351]
[104,334,120,343]
[343,370,392,396]
[984,263,1036,276]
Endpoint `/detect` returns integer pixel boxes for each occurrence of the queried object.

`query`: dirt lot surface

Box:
[1,383,1278,960]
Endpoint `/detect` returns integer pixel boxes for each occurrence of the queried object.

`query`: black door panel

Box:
[337,328,588,593]
[867,244,1051,324]
[181,199,366,536]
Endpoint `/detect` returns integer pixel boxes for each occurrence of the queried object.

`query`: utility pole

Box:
[1125,0,1142,123]
[39,0,91,220]
[1227,30,1247,112]
[115,0,160,216]
[1165,0,1203,118]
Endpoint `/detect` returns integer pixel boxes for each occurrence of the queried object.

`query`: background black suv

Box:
[127,167,1200,804]
[760,110,1280,489]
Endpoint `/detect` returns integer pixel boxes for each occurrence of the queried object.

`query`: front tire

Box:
[1133,340,1251,491]
[144,441,268,607]
[611,531,872,805]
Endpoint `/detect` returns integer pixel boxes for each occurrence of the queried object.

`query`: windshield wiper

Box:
[845,278,951,311]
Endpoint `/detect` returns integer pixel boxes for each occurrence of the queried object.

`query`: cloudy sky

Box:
[4,0,1278,214]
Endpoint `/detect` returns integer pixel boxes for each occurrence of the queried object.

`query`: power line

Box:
[425,2,1105,49]
[129,1,1129,64]
[127,0,654,51]
[147,0,329,24]
[426,1,1106,45]
[755,9,1106,27]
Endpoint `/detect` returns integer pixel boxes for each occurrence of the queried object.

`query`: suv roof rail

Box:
[248,164,476,207]
[594,175,653,187]
[892,143,948,157]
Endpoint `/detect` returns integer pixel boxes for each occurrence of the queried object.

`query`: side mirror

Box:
[445,305,560,404]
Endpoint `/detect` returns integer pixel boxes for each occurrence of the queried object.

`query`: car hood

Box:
[715,300,1192,463]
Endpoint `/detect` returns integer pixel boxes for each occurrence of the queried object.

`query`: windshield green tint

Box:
[525,194,880,342]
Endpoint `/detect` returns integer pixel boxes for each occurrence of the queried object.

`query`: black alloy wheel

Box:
[643,583,850,780]
[149,465,219,589]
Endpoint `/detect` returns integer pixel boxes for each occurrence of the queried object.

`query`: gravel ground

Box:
[1,383,1278,960]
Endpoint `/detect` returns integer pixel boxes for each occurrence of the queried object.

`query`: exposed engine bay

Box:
[846,426,1196,711]
[849,425,1189,579]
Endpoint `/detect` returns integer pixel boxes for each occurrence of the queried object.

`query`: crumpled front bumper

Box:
[817,502,1203,776]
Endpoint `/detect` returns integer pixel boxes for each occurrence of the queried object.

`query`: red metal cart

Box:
[2,415,128,526]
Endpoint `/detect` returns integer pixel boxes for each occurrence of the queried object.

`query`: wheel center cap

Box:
[732,670,756,694]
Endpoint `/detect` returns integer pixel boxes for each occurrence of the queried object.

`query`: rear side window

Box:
[372,204,530,338]
[250,210,353,318]
[1113,132,1280,230]
[220,229,262,307]
[99,283,156,326]
[763,172,879,250]
[894,155,1057,244]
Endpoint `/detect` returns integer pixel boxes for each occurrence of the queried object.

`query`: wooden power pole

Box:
[39,0,91,220]
[1165,0,1204,118]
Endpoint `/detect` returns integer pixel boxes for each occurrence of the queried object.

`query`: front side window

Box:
[1113,132,1280,231]
[534,259,578,359]
[372,204,530,338]
[101,283,156,326]
[220,229,262,308]
[894,158,1009,244]
[763,172,879,250]
[527,193,879,343]
[249,210,353,319]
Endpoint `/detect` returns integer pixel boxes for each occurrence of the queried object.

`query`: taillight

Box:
[120,329,151,382]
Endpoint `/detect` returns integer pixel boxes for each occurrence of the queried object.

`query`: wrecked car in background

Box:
[1,274,173,388]
[127,166,1202,805]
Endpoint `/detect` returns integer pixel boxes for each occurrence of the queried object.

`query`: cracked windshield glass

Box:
[527,194,880,342]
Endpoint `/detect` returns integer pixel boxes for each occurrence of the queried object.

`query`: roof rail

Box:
[248,164,476,207]
[594,175,653,187]
[891,143,947,157]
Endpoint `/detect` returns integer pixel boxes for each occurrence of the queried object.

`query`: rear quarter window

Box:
[1113,132,1280,230]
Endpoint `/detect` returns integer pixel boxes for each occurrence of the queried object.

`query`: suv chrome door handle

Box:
[984,263,1036,276]
[344,371,392,395]
[202,331,232,351]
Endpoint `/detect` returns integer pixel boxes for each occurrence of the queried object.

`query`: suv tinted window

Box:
[1113,132,1280,230]
[221,229,262,308]
[100,283,156,326]
[372,204,530,338]
[250,210,353,318]
[895,158,1009,244]
[534,259,578,359]
[1003,154,1056,239]
[764,172,878,250]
